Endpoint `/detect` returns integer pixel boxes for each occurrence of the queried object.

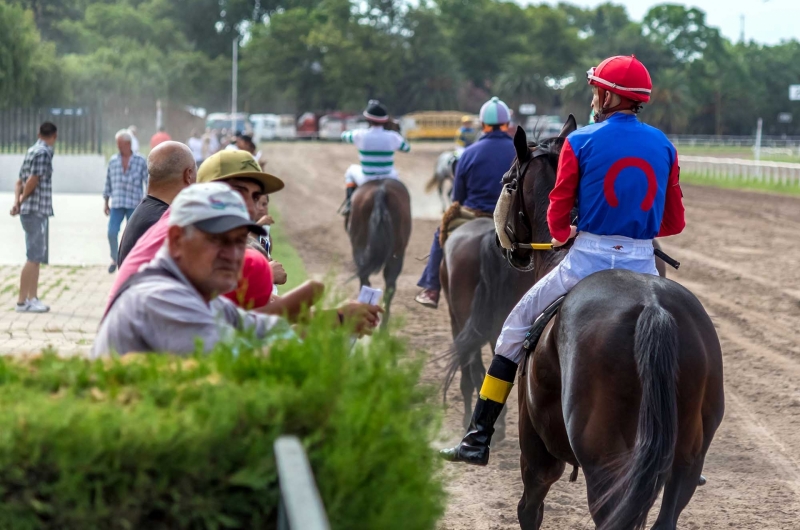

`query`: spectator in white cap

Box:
[93,182,278,357]
[93,182,381,357]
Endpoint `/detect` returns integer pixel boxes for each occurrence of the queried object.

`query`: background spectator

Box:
[117,141,196,266]
[104,129,148,273]
[149,126,171,149]
[9,122,58,313]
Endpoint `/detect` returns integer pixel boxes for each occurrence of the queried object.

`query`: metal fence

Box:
[274,436,330,530]
[0,107,102,155]
[669,134,800,149]
[681,155,800,186]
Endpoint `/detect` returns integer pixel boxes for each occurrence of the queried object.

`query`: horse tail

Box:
[443,232,514,399]
[356,183,394,279]
[597,303,679,530]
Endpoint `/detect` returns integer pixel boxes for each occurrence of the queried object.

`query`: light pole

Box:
[232,37,239,133]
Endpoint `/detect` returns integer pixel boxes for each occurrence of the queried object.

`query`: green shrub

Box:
[0,315,444,530]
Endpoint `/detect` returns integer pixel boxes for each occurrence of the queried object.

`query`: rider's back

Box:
[454,130,515,213]
[564,114,677,240]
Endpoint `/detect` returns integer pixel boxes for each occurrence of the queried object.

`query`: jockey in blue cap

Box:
[340,100,410,216]
[415,97,516,308]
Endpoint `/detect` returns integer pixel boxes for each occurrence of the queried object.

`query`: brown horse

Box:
[348,179,411,324]
[501,121,724,529]
[439,139,668,441]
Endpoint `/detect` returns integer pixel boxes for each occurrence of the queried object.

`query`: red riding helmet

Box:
[586,55,652,103]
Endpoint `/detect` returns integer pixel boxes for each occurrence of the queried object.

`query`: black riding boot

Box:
[342,186,356,216]
[440,355,518,466]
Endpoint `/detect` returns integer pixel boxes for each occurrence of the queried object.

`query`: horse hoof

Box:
[698,474,707,486]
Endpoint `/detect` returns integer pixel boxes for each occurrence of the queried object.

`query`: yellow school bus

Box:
[401,111,477,140]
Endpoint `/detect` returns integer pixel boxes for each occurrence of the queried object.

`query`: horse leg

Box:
[381,254,403,328]
[651,455,706,529]
[459,361,476,430]
[518,387,565,530]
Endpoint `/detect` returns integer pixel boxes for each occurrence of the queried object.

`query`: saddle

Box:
[439,202,493,247]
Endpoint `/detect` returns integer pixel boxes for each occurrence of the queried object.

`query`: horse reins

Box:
[505,141,564,254]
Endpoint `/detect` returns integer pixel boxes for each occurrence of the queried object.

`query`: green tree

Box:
[0,3,63,107]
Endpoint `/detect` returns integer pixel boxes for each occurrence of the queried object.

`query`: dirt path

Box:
[264,142,800,529]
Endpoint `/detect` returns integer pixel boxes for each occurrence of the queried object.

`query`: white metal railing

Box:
[275,436,330,530]
[669,134,800,149]
[681,155,800,186]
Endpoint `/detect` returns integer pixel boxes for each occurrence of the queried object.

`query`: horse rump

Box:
[353,183,395,280]
[593,303,679,530]
[443,229,520,399]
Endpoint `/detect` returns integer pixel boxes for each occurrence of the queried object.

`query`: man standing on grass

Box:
[104,129,148,273]
[9,122,58,313]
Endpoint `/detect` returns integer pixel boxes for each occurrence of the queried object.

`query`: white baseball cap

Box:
[169,182,266,236]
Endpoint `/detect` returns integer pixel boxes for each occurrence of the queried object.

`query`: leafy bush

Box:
[0,316,444,530]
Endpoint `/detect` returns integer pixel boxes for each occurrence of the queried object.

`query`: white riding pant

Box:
[495,232,659,364]
[344,164,399,187]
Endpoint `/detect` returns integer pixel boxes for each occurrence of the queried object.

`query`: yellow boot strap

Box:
[479,374,513,404]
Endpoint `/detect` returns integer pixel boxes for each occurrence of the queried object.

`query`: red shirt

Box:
[150,132,172,149]
[223,249,274,309]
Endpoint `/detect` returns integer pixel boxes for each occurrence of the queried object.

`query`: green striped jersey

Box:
[341,126,410,176]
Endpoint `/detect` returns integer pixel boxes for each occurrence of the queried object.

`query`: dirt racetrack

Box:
[264,141,800,529]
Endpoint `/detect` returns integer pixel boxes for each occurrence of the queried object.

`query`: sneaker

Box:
[27,298,50,313]
[15,298,49,313]
[415,289,440,309]
[108,263,118,274]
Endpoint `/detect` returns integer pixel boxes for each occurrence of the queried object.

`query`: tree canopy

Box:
[5,0,800,135]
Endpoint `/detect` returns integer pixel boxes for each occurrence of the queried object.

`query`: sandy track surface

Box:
[263,141,800,529]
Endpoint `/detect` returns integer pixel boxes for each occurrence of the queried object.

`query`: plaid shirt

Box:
[104,153,148,209]
[19,140,54,216]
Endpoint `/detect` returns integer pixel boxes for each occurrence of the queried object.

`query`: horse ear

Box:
[514,125,529,161]
[559,115,577,138]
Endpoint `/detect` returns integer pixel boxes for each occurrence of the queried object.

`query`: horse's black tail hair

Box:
[595,303,679,530]
[355,183,394,280]
[443,230,519,400]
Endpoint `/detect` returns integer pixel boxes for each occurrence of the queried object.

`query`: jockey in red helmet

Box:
[441,55,686,466]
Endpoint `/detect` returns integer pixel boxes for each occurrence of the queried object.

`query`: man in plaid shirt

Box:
[9,122,58,313]
[104,129,148,273]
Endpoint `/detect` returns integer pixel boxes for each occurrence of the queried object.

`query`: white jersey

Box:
[342,126,410,178]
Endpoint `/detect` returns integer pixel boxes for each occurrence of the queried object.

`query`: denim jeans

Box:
[108,207,136,263]
[417,228,443,291]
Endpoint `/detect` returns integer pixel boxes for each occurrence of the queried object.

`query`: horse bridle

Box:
[502,139,565,271]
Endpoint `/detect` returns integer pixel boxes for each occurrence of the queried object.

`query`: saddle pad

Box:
[439,202,493,247]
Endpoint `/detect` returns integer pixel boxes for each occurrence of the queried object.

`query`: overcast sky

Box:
[526,0,800,45]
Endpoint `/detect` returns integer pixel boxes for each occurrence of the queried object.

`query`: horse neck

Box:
[526,160,565,280]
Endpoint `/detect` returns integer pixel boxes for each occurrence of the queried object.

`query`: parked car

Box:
[206,112,252,134]
[319,112,353,140]
[296,112,319,139]
[251,114,297,141]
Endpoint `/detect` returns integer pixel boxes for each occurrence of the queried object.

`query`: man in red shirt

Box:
[442,55,686,466]
[150,126,172,149]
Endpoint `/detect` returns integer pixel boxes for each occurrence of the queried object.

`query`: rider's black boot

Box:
[342,186,356,217]
[440,355,517,466]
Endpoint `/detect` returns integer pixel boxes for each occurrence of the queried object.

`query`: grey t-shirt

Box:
[92,248,282,357]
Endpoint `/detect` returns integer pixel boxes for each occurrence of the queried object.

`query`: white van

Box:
[251,114,297,141]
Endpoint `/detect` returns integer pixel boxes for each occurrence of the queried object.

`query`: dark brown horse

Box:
[439,132,667,441]
[348,179,411,324]
[501,121,724,529]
